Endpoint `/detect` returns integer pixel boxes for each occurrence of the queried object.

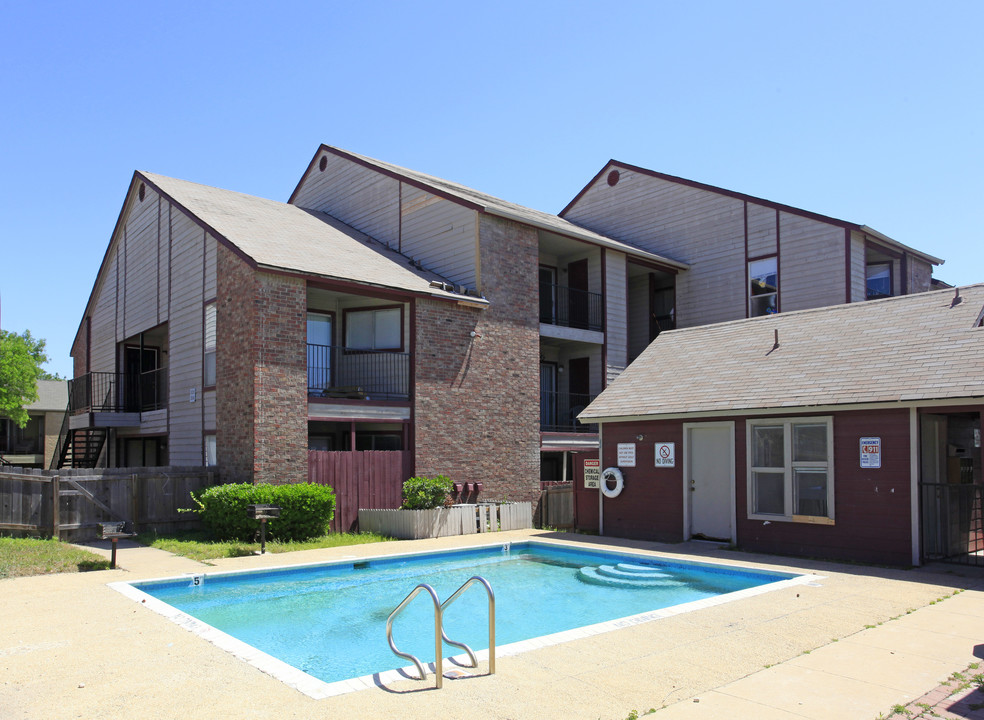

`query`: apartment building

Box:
[65,146,942,524]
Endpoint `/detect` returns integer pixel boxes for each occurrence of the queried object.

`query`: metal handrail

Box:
[440,576,496,675]
[386,583,445,688]
[385,576,496,689]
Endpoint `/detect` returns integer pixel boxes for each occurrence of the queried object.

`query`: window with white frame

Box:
[748,257,778,317]
[204,303,216,387]
[344,307,402,350]
[747,417,833,522]
[204,434,217,466]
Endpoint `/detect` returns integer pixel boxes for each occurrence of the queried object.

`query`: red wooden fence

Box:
[308,450,410,532]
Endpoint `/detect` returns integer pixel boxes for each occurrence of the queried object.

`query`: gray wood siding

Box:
[850,231,868,303]
[399,186,477,288]
[605,252,627,385]
[165,213,208,466]
[564,168,747,328]
[746,203,777,258]
[81,186,213,465]
[778,212,846,313]
[121,190,163,338]
[89,251,119,373]
[292,152,401,247]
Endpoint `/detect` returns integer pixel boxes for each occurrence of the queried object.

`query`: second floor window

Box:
[345,307,402,351]
[749,257,778,317]
[866,263,892,300]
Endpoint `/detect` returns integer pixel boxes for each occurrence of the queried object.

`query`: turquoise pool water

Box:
[131,542,793,686]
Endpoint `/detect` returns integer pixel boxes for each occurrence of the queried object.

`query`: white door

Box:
[687,423,734,541]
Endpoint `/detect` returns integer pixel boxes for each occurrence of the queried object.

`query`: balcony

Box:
[307,344,410,401]
[539,282,604,332]
[68,369,168,415]
[540,390,597,433]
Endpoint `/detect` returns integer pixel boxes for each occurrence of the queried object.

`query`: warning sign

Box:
[654,442,676,468]
[584,459,600,489]
[860,437,881,468]
[617,443,636,467]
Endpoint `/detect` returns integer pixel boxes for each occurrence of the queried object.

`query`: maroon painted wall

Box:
[591,408,916,565]
[737,408,912,565]
[582,420,685,542]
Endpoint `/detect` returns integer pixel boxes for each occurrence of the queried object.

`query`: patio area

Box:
[4,529,984,720]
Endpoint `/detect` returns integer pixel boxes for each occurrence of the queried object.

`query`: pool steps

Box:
[577,563,685,588]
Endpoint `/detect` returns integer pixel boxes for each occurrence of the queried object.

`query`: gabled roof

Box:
[139,172,484,305]
[562,160,944,266]
[581,284,984,422]
[25,380,67,412]
[291,146,690,272]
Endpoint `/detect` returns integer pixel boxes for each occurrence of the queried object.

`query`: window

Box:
[204,303,216,387]
[749,257,778,317]
[205,434,217,466]
[344,307,402,350]
[748,417,833,522]
[866,263,892,300]
[307,312,333,393]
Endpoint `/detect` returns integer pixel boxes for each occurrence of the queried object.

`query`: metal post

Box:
[260,518,267,554]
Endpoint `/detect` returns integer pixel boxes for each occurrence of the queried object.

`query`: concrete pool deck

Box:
[4,530,984,720]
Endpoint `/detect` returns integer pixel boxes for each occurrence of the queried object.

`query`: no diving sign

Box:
[655,442,675,468]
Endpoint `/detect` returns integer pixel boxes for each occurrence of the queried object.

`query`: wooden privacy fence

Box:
[0,467,216,542]
[308,450,410,533]
[540,482,574,529]
[359,502,533,540]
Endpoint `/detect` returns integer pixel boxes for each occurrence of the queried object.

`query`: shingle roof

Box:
[25,380,67,411]
[581,284,984,421]
[139,172,485,305]
[315,146,690,271]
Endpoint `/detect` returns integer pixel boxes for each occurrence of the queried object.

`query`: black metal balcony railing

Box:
[539,283,604,332]
[540,390,597,433]
[308,344,410,401]
[68,369,168,415]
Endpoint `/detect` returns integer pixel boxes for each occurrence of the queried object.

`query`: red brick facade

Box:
[413,215,541,503]
[216,246,307,485]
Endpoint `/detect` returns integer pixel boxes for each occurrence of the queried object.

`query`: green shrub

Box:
[401,475,453,510]
[189,482,336,541]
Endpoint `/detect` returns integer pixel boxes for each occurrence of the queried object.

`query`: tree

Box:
[0,329,51,427]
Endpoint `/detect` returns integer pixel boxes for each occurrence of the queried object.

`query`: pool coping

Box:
[109,537,823,699]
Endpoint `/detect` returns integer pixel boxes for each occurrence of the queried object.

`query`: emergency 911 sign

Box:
[860,437,881,468]
[654,442,675,468]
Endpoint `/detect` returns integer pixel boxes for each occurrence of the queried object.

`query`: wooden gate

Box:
[308,450,410,533]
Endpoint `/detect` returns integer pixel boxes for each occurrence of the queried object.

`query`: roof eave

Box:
[858,225,944,266]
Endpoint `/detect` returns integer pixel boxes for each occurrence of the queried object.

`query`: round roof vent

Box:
[138,183,146,201]
[607,170,620,187]
[319,156,328,172]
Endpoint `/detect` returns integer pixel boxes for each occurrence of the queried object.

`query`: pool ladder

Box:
[385,576,495,689]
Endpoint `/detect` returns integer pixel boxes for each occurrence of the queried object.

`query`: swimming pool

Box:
[112,540,811,698]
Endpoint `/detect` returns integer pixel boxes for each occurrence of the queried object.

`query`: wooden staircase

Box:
[56,428,108,469]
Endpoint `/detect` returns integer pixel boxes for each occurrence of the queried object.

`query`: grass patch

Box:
[135,529,393,562]
[0,537,110,578]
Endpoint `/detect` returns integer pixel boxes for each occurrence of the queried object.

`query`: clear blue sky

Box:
[2,1,981,379]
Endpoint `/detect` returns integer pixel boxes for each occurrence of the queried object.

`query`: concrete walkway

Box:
[4,531,984,720]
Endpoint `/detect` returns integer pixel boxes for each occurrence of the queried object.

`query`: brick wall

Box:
[413,215,541,503]
[215,248,308,484]
[252,272,307,485]
[216,246,256,484]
